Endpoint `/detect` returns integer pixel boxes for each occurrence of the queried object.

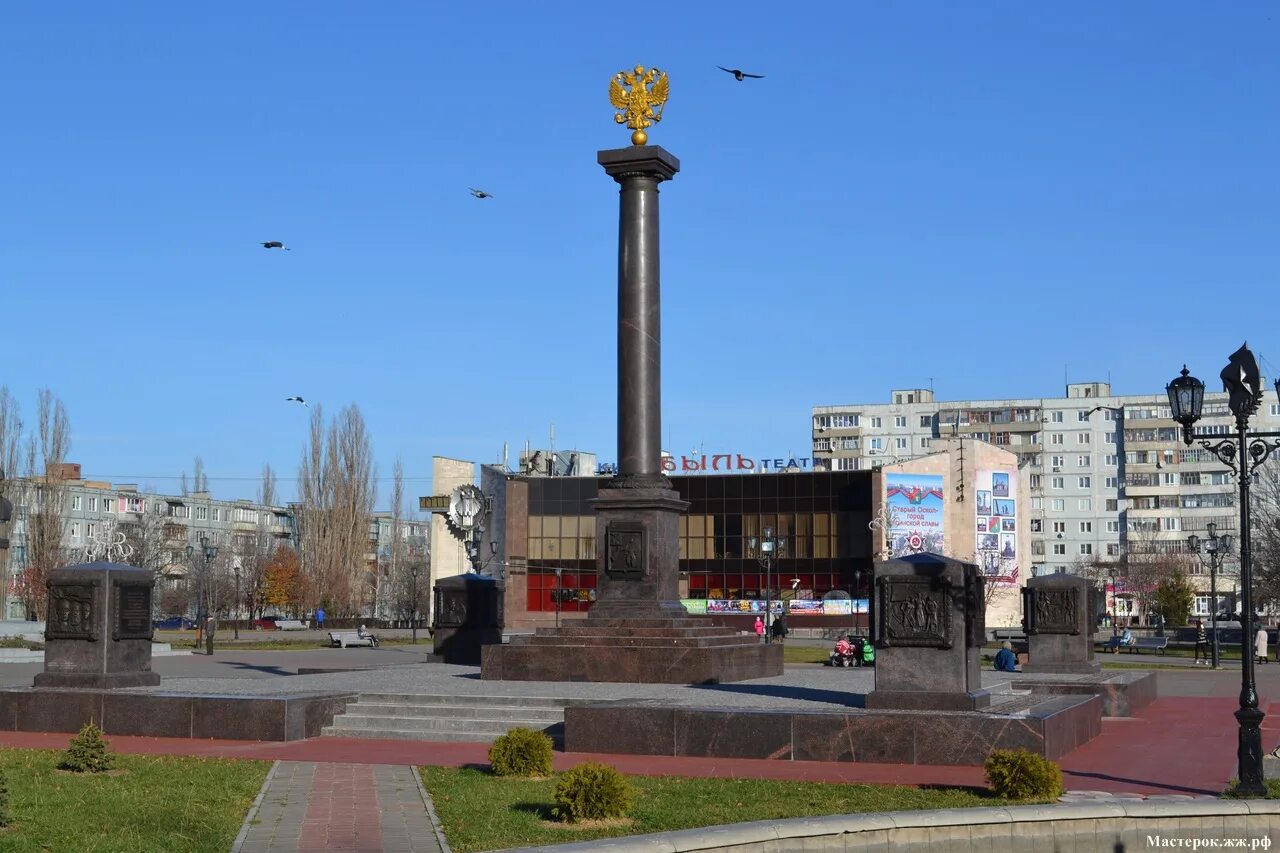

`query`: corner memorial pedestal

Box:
[865,553,989,711]
[1021,573,1102,675]
[34,562,160,689]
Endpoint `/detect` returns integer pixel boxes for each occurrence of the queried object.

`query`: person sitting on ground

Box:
[994,640,1018,672]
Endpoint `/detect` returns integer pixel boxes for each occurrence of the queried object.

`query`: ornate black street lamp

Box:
[1167,345,1280,796]
[1108,567,1119,640]
[232,562,241,640]
[186,535,218,655]
[409,563,420,645]
[1188,522,1232,669]
[748,527,785,643]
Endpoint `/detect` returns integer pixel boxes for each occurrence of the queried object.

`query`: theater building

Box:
[477,436,1025,631]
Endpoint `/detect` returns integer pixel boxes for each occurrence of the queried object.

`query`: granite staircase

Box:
[321,693,582,743]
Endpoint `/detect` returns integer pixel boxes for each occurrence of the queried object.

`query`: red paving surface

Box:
[298,763,382,853]
[3,694,1278,796]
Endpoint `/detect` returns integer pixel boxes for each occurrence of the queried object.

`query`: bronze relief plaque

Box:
[47,583,97,641]
[605,521,646,581]
[1025,587,1080,635]
[114,582,154,640]
[876,576,953,649]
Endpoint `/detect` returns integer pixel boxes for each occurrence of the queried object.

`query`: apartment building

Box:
[812,381,1279,620]
[4,469,430,620]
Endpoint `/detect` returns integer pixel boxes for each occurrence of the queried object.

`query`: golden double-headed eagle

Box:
[610,65,669,146]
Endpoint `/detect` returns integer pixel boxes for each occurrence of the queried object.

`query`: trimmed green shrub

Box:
[489,728,554,777]
[1223,778,1280,799]
[984,748,1063,801]
[552,762,635,822]
[58,722,114,773]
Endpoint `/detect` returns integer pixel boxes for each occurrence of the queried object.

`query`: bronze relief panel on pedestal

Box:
[875,577,953,649]
[46,583,98,641]
[1023,587,1080,635]
[605,522,646,581]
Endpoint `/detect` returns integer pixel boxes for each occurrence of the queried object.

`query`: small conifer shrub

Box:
[58,721,114,773]
[552,762,635,822]
[488,727,554,777]
[984,748,1063,801]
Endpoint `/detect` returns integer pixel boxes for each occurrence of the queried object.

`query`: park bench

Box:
[276,620,309,631]
[1100,636,1168,654]
[328,630,376,648]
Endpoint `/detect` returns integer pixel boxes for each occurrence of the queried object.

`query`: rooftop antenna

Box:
[549,423,555,477]
[502,441,509,471]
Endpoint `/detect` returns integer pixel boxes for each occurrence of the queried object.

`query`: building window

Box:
[1271,404,1280,417]
[1051,433,1064,445]
[919,437,931,448]
[1162,473,1179,486]
[1051,456,1065,468]
[1079,476,1091,488]
[86,522,96,540]
[870,417,882,429]
[1105,454,1118,466]
[213,508,221,521]
[919,415,932,428]
[1106,521,1120,533]
[894,416,906,428]
[1079,498,1092,511]
[1077,455,1091,467]
[1080,521,1092,533]
[127,497,143,513]
[1107,543,1120,556]
[1052,521,1066,534]
[1053,544,1067,555]
[1078,433,1091,445]
[1105,499,1118,511]
[1105,476,1118,488]
[1105,432,1117,444]
[1079,543,1093,555]
[71,495,82,511]
[1031,519,1042,532]
[835,457,859,471]
[1051,412,1064,423]
[1031,497,1043,510]
[101,498,113,514]
[895,438,908,450]
[1029,474,1041,489]
[1052,499,1065,511]
[70,523,81,541]
[870,438,882,451]
[1051,476,1064,489]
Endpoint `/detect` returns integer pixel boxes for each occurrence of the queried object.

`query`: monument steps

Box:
[539,625,751,639]
[322,693,584,743]
[515,635,760,649]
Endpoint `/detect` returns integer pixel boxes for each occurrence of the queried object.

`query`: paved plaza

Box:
[1,650,1278,850]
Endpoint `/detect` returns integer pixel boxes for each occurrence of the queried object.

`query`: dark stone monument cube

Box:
[1022,573,1102,674]
[34,562,161,689]
[865,553,989,711]
[432,574,503,665]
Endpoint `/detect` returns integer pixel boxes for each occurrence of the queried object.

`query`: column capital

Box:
[598,146,680,183]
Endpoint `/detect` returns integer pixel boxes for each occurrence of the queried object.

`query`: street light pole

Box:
[409,564,419,644]
[1189,523,1232,669]
[1108,568,1119,639]
[233,564,241,640]
[1167,348,1280,797]
[749,527,785,643]
[554,567,563,629]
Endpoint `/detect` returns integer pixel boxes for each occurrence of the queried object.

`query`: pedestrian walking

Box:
[1256,625,1269,665]
[753,616,764,641]
[1194,619,1209,665]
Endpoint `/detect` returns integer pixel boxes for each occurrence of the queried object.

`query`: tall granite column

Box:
[590,145,689,619]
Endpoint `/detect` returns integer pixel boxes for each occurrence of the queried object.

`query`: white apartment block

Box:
[813,382,1280,620]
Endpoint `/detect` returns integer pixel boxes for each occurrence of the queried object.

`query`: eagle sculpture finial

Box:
[609,65,669,146]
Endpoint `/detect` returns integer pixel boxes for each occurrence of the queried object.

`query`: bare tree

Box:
[1251,467,1280,613]
[1075,526,1197,624]
[235,464,280,622]
[295,405,377,616]
[18,390,71,619]
[377,458,429,623]
[0,388,24,614]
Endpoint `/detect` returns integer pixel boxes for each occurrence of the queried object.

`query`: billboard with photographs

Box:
[885,473,946,557]
[975,469,1019,586]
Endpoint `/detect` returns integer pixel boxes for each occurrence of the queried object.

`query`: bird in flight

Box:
[261,241,291,251]
[717,66,764,81]
[468,188,494,199]
[285,396,307,407]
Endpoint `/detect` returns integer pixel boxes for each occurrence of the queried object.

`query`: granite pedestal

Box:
[34,561,160,689]
[865,553,989,711]
[1021,573,1102,675]
[432,574,503,665]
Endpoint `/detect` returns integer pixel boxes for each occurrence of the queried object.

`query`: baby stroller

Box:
[829,636,857,667]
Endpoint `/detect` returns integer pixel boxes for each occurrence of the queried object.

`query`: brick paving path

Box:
[235,762,444,853]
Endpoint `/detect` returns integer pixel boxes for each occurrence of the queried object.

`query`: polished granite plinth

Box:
[1007,670,1157,717]
[564,693,1102,764]
[0,688,355,741]
[480,618,783,684]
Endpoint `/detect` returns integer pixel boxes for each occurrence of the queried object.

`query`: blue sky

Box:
[1,3,1276,507]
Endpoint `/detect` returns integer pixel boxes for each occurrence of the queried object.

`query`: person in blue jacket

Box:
[994,640,1018,672]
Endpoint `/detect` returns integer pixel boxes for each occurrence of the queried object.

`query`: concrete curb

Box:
[230,759,281,853]
[411,764,454,853]
[495,799,1280,852]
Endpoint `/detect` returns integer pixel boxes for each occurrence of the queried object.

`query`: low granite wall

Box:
[0,689,356,741]
[501,800,1280,852]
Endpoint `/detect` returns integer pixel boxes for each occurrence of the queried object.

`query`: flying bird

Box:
[468,188,494,199]
[261,241,290,250]
[285,396,307,407]
[717,66,764,81]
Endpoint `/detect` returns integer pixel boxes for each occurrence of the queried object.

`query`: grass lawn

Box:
[0,748,269,853]
[154,631,426,651]
[420,765,1008,853]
